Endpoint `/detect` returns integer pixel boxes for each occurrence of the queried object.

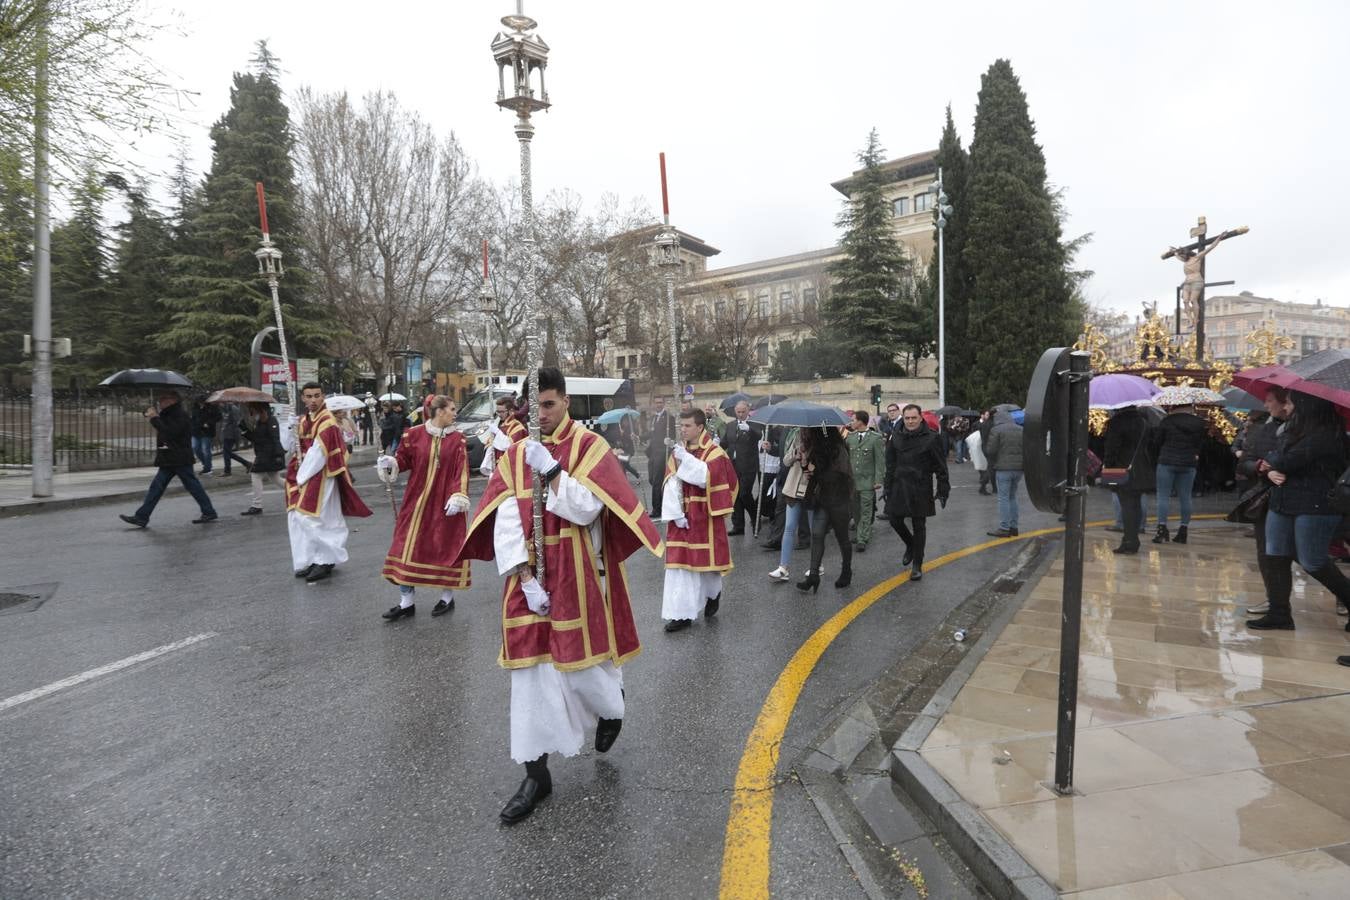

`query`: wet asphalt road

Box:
[0,463,1190,898]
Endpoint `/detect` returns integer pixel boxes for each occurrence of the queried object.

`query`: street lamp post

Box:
[492,2,550,581]
[932,169,954,409]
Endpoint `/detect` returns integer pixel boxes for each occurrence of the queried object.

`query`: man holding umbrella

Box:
[285,382,373,583]
[119,390,218,528]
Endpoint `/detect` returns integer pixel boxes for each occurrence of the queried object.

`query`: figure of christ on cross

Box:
[1161,217,1249,360]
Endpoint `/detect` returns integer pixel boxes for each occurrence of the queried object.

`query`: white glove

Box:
[767,479,778,498]
[523,439,556,475]
[521,576,550,616]
[286,413,298,431]
[443,493,470,516]
[479,450,495,477]
[477,424,496,446]
[376,454,398,483]
[492,429,512,451]
[738,421,749,432]
[673,516,689,529]
[672,443,691,464]
[758,440,771,451]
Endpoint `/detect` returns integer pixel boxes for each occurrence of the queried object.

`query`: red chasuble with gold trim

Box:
[285,407,373,518]
[663,431,737,573]
[381,425,472,589]
[500,416,527,444]
[453,415,662,671]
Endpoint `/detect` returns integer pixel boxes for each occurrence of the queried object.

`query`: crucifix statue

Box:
[1161,216,1248,362]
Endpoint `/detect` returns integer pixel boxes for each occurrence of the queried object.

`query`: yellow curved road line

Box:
[718,514,1226,898]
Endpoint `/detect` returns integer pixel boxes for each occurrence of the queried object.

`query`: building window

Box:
[893,196,910,217]
[715,299,727,319]
[779,289,794,317]
[913,192,932,213]
[756,342,769,365]
[803,286,818,312]
[758,294,770,319]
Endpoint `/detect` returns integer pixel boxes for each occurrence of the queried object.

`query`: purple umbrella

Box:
[1089,373,1161,410]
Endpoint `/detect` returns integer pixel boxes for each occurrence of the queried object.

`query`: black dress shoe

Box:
[119,514,148,528]
[240,507,262,516]
[854,542,866,553]
[382,604,415,621]
[192,514,218,524]
[305,564,334,583]
[704,593,721,618]
[595,717,622,753]
[727,529,745,536]
[431,598,455,616]
[902,548,914,566]
[500,772,552,825]
[294,564,314,579]
[664,618,692,633]
[987,529,1013,538]
[910,564,923,581]
[1247,614,1295,630]
[1112,544,1139,555]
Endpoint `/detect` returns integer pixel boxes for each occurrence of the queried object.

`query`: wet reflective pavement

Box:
[919,524,1350,895]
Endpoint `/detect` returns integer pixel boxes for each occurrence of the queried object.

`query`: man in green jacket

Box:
[847,410,886,551]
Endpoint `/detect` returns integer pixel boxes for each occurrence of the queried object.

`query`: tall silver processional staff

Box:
[653,154,684,519]
[254,183,290,406]
[492,3,551,581]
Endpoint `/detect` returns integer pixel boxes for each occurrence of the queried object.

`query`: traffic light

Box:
[870,384,882,407]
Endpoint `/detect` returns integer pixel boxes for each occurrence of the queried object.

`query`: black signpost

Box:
[1023,348,1092,793]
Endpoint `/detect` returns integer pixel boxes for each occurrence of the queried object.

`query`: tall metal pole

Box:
[1052,350,1091,793]
[481,238,495,388]
[937,210,945,410]
[655,154,684,521]
[31,8,52,498]
[254,184,290,404]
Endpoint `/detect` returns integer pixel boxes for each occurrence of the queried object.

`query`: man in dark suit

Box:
[119,391,218,527]
[645,396,676,517]
[720,400,762,535]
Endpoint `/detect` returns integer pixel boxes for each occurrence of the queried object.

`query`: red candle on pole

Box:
[255,182,269,237]
[659,152,670,221]
[482,238,489,278]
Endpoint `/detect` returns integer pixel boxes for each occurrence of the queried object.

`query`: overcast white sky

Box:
[128,0,1349,317]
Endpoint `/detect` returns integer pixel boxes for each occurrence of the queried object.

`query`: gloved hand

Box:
[376,455,398,483]
[478,423,499,446]
[443,493,470,516]
[492,428,512,451]
[521,576,550,616]
[523,439,556,475]
[737,421,750,432]
[758,439,771,451]
[937,493,949,509]
[479,450,495,477]
[673,516,689,530]
[672,443,691,464]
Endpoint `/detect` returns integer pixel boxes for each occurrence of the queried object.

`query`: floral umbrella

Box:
[1153,385,1225,407]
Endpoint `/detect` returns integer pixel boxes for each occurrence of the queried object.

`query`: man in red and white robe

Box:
[478,394,527,476]
[375,395,471,621]
[285,383,373,583]
[452,368,662,825]
[660,407,738,632]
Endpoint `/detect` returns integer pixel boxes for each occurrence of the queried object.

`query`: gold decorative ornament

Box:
[1074,323,1119,373]
[1088,408,1108,436]
[1243,320,1295,368]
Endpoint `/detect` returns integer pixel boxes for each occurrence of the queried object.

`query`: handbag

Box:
[1226,483,1270,524]
[781,460,809,501]
[1100,432,1147,489]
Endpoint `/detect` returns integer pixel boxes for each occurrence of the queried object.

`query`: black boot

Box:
[704,593,721,618]
[595,718,622,753]
[1151,524,1170,544]
[901,546,914,567]
[1249,556,1295,630]
[1173,525,1189,544]
[796,571,821,594]
[501,755,552,825]
[1308,563,1350,616]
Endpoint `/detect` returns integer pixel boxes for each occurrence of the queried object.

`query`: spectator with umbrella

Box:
[797,424,855,592]
[190,396,221,475]
[240,401,287,517]
[1148,387,1217,544]
[1103,404,1155,554]
[118,389,218,528]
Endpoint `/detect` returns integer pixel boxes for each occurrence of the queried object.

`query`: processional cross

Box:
[1160,216,1248,363]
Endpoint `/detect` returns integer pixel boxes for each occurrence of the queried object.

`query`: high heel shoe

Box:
[1173,525,1188,544]
[796,571,820,594]
[834,569,852,589]
[1152,524,1170,544]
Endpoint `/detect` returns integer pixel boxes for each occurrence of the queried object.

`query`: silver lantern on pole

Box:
[492,2,550,580]
[931,169,954,410]
[254,183,291,406]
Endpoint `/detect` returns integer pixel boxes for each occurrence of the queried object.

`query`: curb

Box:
[0,478,255,519]
[888,544,1061,900]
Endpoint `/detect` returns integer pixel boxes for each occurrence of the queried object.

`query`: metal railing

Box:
[1,389,181,472]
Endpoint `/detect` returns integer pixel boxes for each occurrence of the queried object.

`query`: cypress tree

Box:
[49,170,112,386]
[827,129,912,375]
[157,43,325,385]
[105,174,174,372]
[927,105,973,400]
[963,59,1073,407]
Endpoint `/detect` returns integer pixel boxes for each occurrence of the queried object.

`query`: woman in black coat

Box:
[1248,391,1350,630]
[885,406,950,580]
[796,427,856,593]
[1103,406,1155,555]
[239,403,287,516]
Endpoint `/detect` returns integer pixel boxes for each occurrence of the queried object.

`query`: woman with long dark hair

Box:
[1248,391,1350,630]
[796,426,856,593]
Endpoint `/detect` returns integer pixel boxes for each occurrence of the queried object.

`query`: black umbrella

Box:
[747,399,849,428]
[750,393,789,409]
[98,368,193,389]
[1221,386,1262,411]
[991,402,1020,413]
[935,404,963,416]
[959,408,979,417]
[720,391,754,413]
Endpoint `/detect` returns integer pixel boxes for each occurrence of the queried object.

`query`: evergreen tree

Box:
[49,169,112,386]
[105,174,174,372]
[0,147,32,385]
[963,59,1074,407]
[826,129,913,375]
[157,43,327,385]
[926,106,974,399]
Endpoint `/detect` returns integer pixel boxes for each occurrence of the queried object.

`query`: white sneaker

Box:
[768,566,790,582]
[1338,600,1349,617]
[1246,602,1270,616]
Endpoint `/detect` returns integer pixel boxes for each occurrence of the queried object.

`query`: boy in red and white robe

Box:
[452,368,662,826]
[660,408,738,632]
[375,395,471,621]
[478,394,528,476]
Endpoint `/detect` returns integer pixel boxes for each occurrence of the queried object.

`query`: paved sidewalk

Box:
[910,524,1350,896]
[0,445,381,517]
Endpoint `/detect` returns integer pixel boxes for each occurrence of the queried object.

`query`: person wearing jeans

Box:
[1149,403,1206,543]
[995,470,1023,534]
[219,402,250,476]
[984,410,1023,537]
[120,391,217,527]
